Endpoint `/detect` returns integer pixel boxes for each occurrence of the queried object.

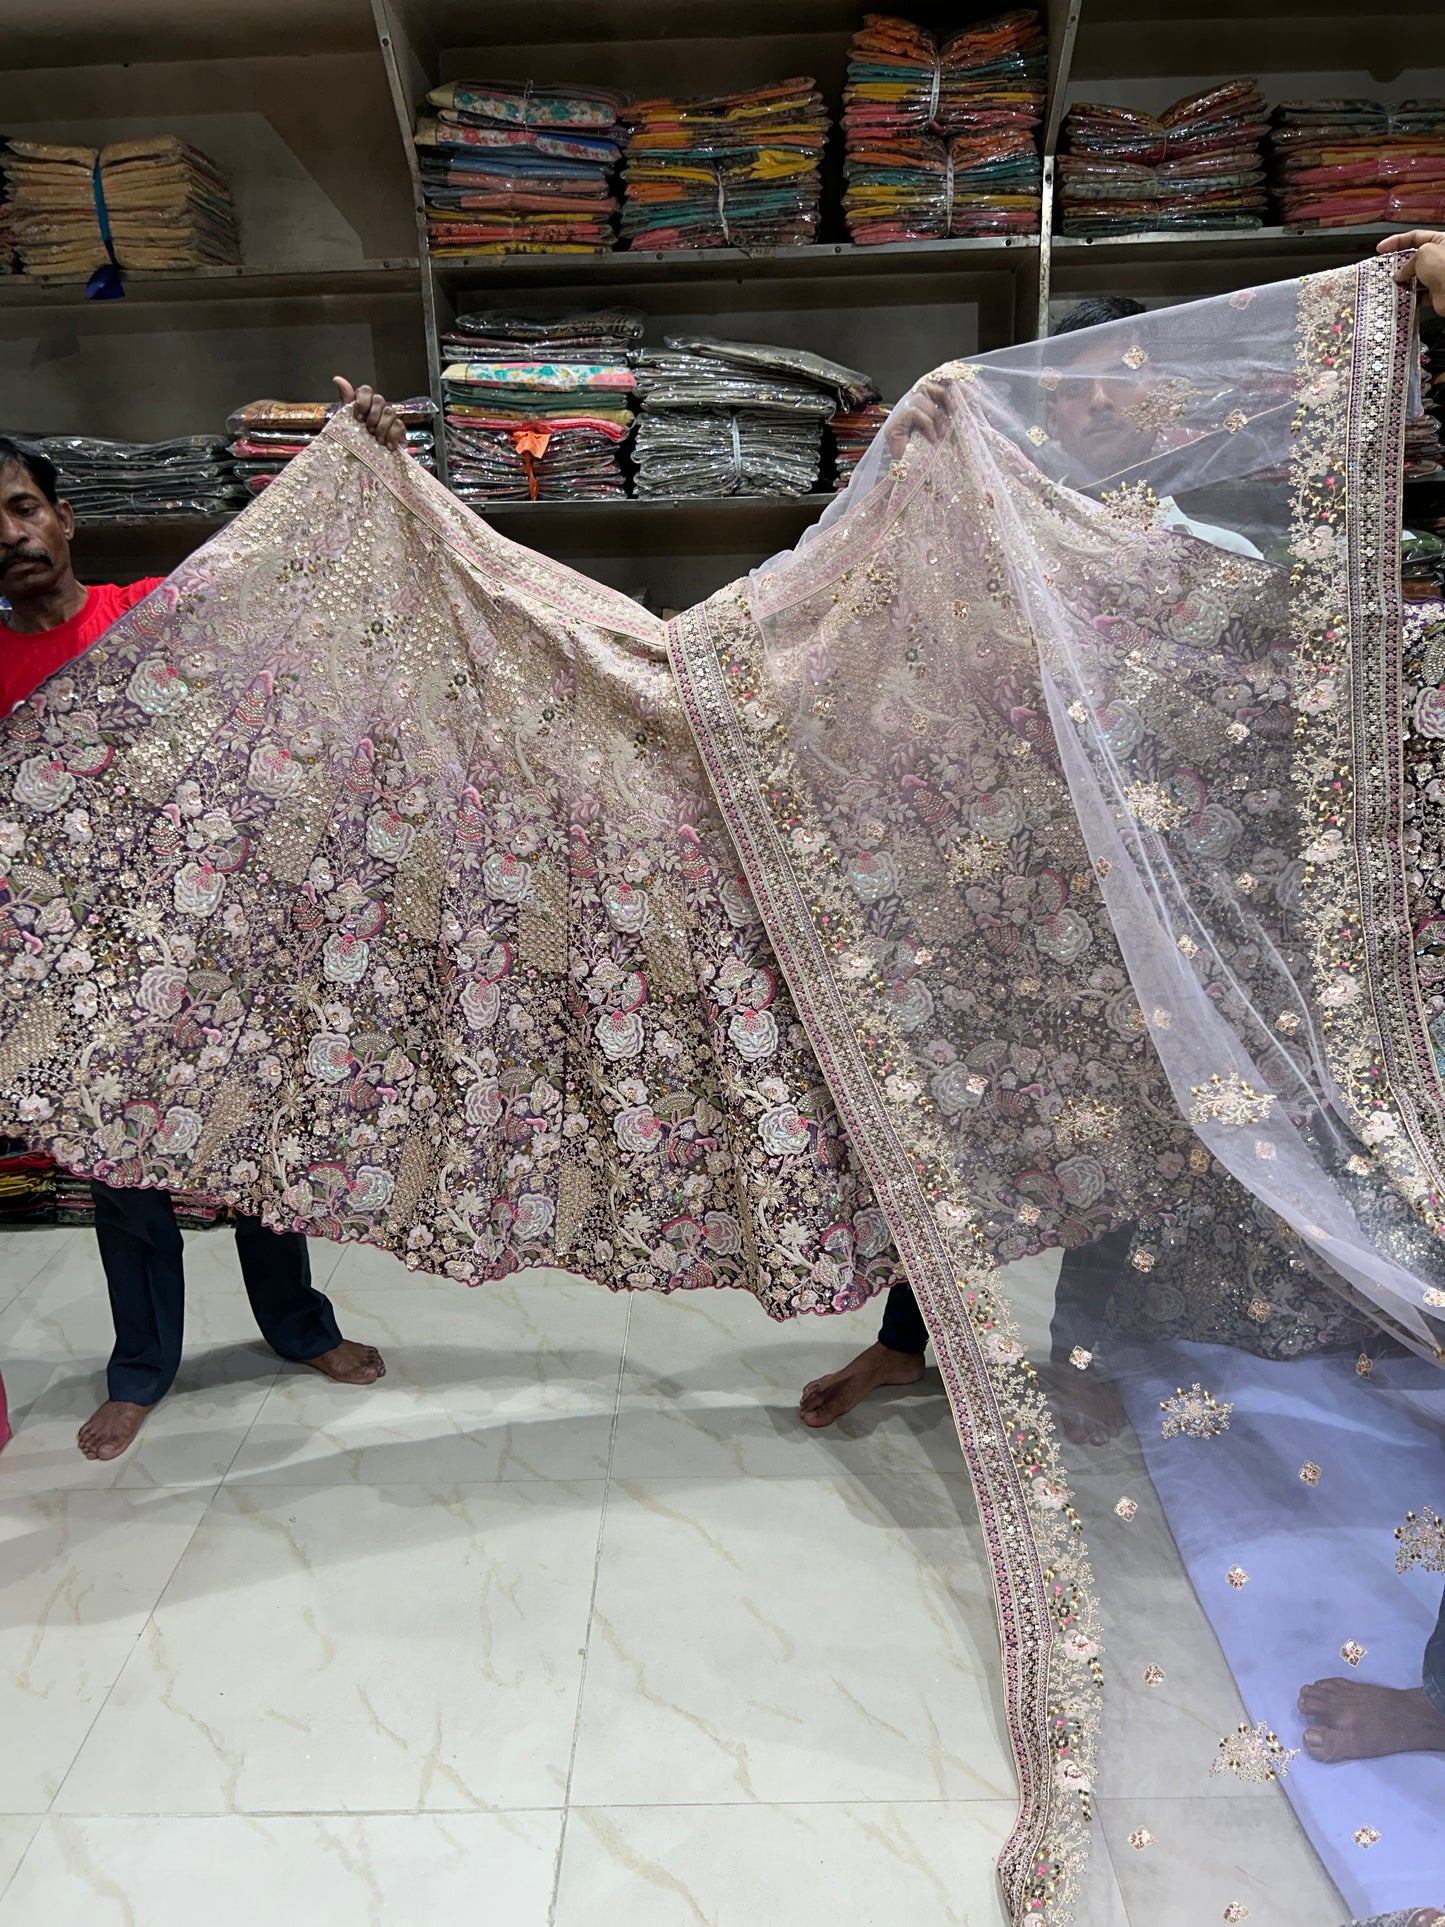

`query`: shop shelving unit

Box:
[1,0,1441,601]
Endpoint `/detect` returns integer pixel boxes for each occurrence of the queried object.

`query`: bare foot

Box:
[800,1341,925,1429]
[77,1399,153,1461]
[1298,1677,1445,1761]
[303,1339,385,1386]
[1039,1358,1129,1447]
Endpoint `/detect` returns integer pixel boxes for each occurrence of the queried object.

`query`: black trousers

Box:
[91,1181,343,1406]
[878,1222,1137,1357]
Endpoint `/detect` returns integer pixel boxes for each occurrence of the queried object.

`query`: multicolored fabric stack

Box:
[829,402,889,487]
[1268,99,1445,228]
[631,336,877,497]
[227,400,436,496]
[414,80,624,256]
[841,12,1045,242]
[620,82,828,251]
[1058,81,1269,235]
[0,187,17,274]
[0,1143,56,1222]
[0,137,240,282]
[29,436,245,524]
[438,308,642,503]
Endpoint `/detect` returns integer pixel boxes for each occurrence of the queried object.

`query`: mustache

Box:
[0,547,51,572]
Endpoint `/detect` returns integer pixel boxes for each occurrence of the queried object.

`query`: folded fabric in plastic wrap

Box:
[1059,81,1269,235]
[23,435,246,524]
[631,335,877,497]
[620,81,828,252]
[227,399,436,495]
[415,79,625,256]
[841,12,1045,241]
[439,308,640,503]
[0,137,240,283]
[1269,99,1445,228]
[0,1142,55,1222]
[829,402,889,487]
[0,188,17,274]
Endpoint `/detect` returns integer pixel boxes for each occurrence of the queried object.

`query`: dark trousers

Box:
[1426,1590,1445,1718]
[91,1181,343,1406]
[878,1222,1136,1357]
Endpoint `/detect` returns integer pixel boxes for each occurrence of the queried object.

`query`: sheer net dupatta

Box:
[668,258,1445,1923]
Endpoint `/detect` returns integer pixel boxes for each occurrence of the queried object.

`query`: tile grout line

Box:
[545,1289,633,1927]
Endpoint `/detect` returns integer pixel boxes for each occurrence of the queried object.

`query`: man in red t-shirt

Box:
[0,381,405,1461]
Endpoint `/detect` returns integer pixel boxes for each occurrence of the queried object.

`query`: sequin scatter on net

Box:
[1356,1354,1375,1378]
[1395,1508,1445,1573]
[1142,1664,1165,1686]
[1114,1496,1137,1521]
[1127,1828,1153,1850]
[1247,1297,1270,1322]
[1299,1461,1322,1485]
[1070,1346,1092,1370]
[1211,1722,1297,1782]
[1188,1072,1275,1126]
[1227,1565,1250,1589]
[1353,1826,1381,1849]
[1222,1907,1249,1924]
[1160,1383,1233,1439]
[1340,1640,1367,1666]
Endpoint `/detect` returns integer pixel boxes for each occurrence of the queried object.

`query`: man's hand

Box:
[332,376,407,450]
[1376,230,1445,311]
[885,378,955,457]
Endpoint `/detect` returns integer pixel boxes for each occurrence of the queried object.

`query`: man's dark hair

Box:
[0,436,59,506]
[1052,296,1148,338]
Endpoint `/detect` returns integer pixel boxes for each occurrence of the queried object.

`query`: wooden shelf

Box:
[0,262,423,312]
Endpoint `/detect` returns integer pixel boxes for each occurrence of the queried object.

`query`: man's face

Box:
[1047,337,1159,483]
[0,460,74,606]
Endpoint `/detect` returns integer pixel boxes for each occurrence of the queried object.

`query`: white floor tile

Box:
[570,1471,1014,1807]
[0,1818,39,1898]
[0,1489,211,1812]
[225,1281,627,1486]
[0,1811,561,1926]
[54,1480,604,1815]
[553,1800,1016,1927]
[611,1283,966,1482]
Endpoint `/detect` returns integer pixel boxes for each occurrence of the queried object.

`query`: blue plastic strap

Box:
[85,159,125,300]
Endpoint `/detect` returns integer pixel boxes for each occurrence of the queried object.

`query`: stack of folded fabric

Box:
[414,80,624,256]
[0,137,240,283]
[0,188,17,274]
[438,307,642,503]
[30,436,246,524]
[227,399,437,495]
[631,336,879,497]
[841,12,1045,242]
[1058,81,1269,235]
[1405,410,1445,486]
[0,1144,56,1223]
[1269,99,1445,228]
[620,82,828,251]
[829,402,889,487]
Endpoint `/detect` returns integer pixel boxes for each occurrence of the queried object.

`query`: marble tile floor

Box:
[0,1230,1343,1925]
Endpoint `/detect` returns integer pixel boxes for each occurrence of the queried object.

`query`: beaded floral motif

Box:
[1212,1721,1298,1782]
[1160,1383,1233,1439]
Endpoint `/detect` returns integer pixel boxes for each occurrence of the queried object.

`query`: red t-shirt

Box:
[0,578,166,717]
